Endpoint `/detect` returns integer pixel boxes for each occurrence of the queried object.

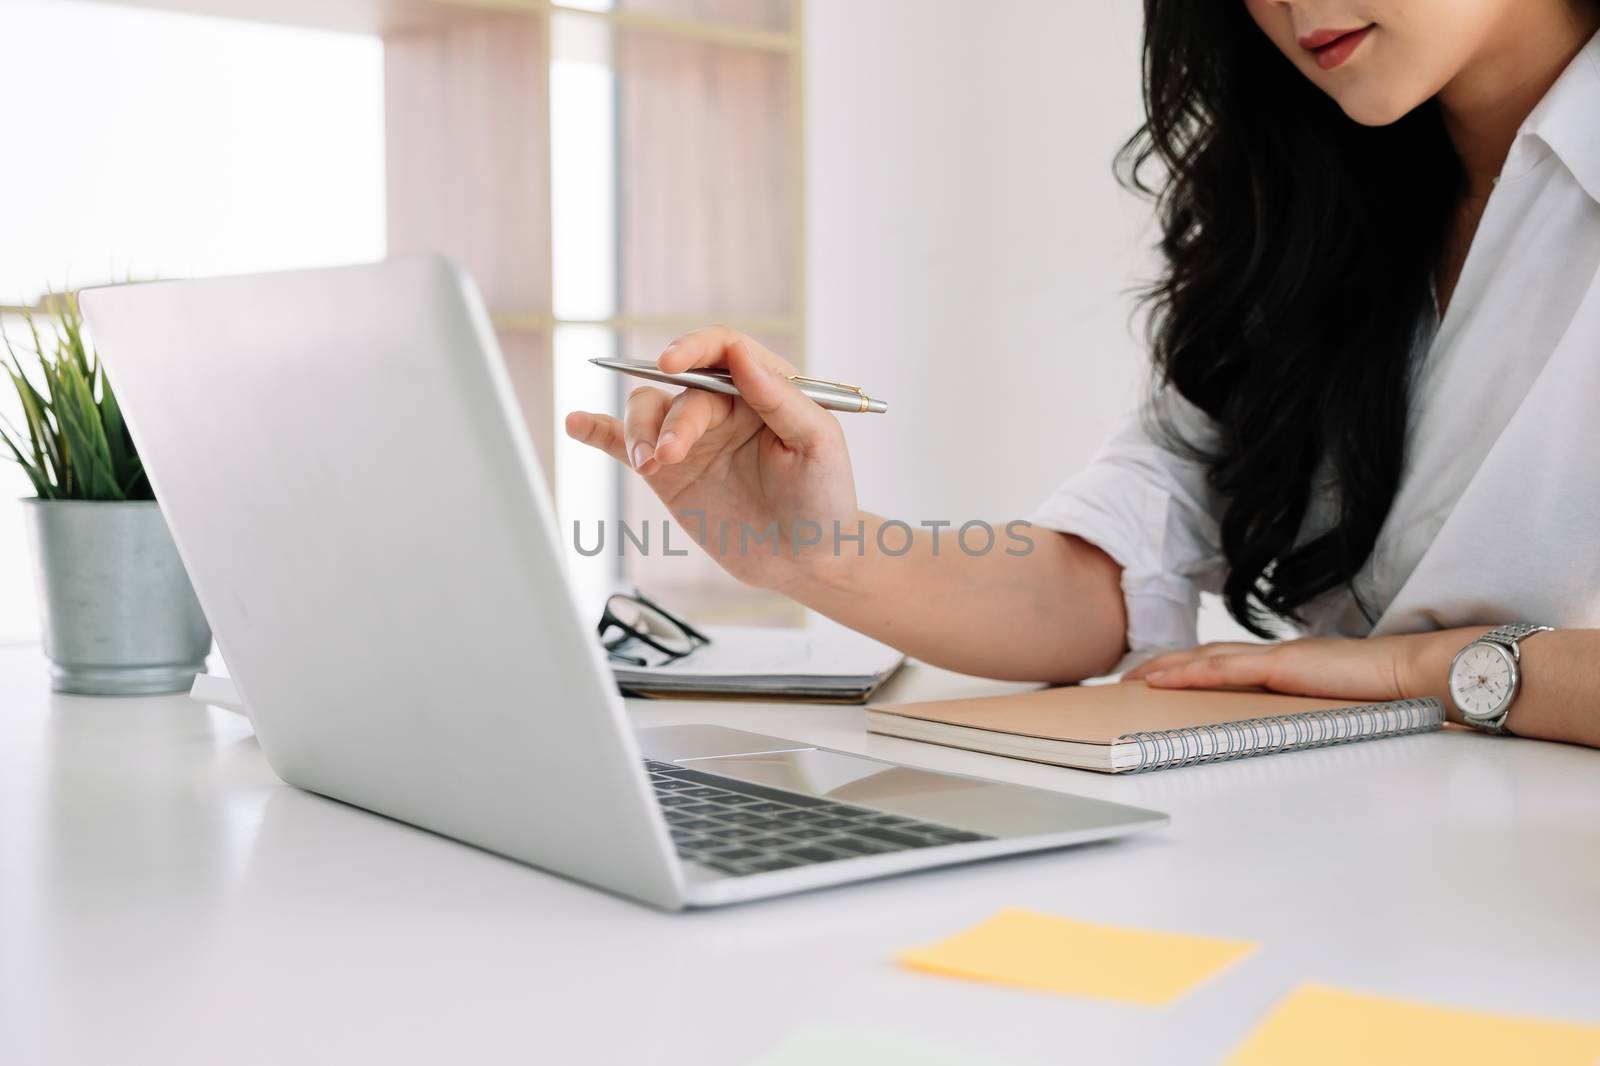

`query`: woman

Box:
[567,0,1600,749]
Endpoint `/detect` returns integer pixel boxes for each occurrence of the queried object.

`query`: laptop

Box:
[79,256,1167,909]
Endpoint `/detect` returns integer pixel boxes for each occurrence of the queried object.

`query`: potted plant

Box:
[2,292,210,694]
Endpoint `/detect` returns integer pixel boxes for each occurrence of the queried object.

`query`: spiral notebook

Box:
[866,680,1445,773]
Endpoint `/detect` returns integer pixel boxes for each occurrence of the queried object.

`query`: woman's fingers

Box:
[652,326,834,453]
[563,410,627,464]
[655,388,730,465]
[658,324,798,376]
[724,340,835,453]
[1124,642,1263,680]
[1143,651,1273,689]
[622,386,674,474]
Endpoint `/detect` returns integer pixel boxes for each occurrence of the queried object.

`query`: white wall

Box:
[805,0,1256,645]
[805,0,1155,523]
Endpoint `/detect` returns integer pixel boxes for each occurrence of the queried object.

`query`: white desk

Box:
[2,641,1597,1065]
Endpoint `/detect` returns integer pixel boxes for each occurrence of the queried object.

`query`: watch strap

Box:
[1480,623,1554,650]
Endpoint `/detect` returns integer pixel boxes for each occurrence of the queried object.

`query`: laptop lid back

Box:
[80,256,684,909]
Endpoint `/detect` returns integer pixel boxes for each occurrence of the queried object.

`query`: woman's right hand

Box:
[563,326,860,592]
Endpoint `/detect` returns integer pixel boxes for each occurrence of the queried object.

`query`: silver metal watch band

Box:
[1464,624,1554,734]
[1481,623,1555,647]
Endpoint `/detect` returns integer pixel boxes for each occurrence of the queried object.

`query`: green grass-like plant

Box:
[1,292,150,501]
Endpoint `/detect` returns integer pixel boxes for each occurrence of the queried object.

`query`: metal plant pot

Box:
[23,499,211,695]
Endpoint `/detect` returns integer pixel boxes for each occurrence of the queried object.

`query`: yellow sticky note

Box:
[895,907,1257,1005]
[1227,984,1600,1066]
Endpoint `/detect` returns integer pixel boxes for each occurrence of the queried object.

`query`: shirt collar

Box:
[1509,29,1600,204]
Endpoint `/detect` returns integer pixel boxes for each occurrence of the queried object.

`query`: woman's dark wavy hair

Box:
[1119,2,1463,636]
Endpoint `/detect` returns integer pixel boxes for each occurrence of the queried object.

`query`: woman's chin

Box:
[1329,85,1424,127]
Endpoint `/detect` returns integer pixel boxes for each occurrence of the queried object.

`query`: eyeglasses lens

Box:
[605,595,695,655]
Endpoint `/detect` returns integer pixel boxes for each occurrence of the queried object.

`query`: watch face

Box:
[1450,641,1517,720]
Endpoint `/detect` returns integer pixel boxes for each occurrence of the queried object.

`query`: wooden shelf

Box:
[82,0,473,35]
[87,0,798,46]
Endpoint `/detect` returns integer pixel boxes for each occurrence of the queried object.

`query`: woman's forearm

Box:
[1402,627,1600,748]
[773,513,1128,684]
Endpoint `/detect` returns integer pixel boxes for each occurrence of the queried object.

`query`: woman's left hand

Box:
[1122,632,1469,703]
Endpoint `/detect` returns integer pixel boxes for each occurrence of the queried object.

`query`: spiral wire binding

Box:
[1118,697,1446,773]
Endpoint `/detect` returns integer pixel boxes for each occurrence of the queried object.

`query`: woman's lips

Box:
[1298,25,1375,70]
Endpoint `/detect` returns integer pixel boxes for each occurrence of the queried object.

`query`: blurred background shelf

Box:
[2,0,1186,641]
[64,0,806,616]
[70,0,797,41]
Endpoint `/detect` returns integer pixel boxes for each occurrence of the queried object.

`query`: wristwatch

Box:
[1447,624,1553,735]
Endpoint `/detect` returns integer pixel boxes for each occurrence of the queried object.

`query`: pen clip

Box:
[787,373,862,394]
[787,373,870,413]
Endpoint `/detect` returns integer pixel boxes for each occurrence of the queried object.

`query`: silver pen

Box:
[589,357,888,414]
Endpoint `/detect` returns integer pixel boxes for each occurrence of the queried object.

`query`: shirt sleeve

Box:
[1028,392,1229,673]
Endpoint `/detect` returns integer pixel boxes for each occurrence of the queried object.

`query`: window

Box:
[0,0,802,643]
[0,0,383,641]
[384,0,804,621]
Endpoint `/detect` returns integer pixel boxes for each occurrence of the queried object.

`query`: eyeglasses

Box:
[598,590,711,666]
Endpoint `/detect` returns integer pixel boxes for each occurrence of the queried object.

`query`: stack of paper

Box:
[611,625,904,702]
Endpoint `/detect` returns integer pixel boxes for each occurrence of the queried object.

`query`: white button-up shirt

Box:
[1032,33,1600,668]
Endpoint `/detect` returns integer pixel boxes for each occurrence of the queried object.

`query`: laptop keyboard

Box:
[645,760,992,877]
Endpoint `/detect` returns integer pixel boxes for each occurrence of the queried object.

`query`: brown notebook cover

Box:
[866,680,1445,773]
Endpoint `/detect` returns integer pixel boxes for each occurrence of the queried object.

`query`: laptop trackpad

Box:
[679,747,987,807]
[638,724,1164,837]
[637,723,983,806]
